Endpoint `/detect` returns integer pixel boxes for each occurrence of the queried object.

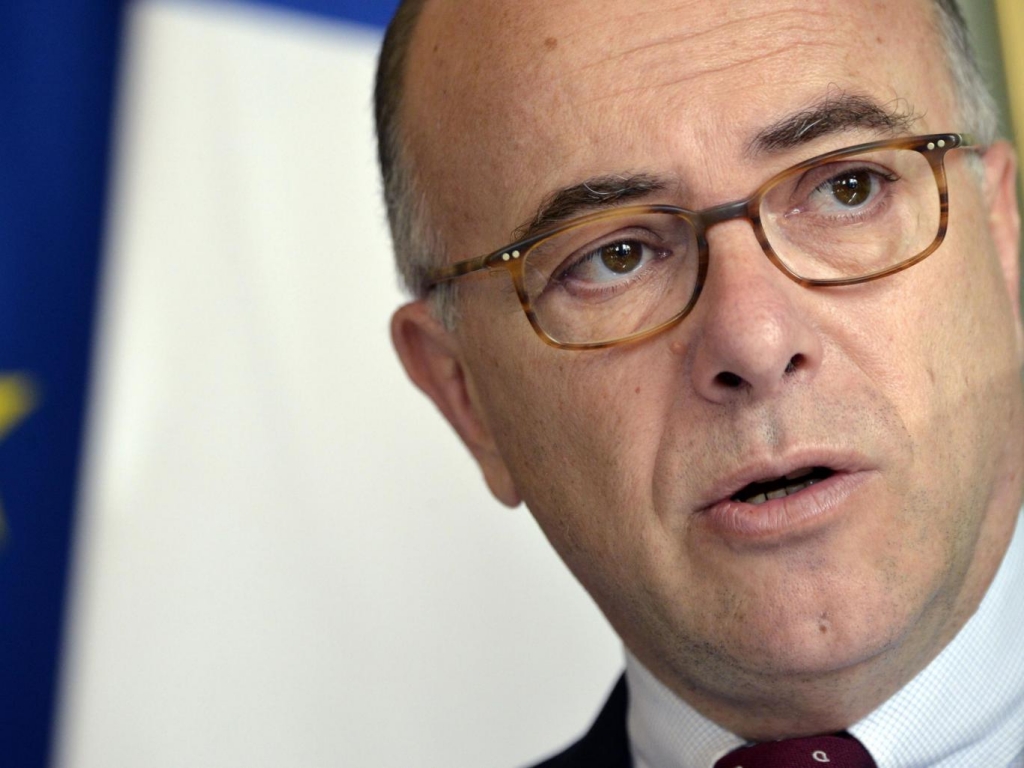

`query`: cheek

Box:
[919,250,1017,460]
[472,334,676,562]
[858,220,1022,551]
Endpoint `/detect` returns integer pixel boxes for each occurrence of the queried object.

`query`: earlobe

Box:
[982,141,1023,357]
[391,301,522,507]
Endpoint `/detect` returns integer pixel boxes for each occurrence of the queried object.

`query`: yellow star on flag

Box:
[0,374,38,543]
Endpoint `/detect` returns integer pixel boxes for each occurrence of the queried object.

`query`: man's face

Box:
[397,0,1023,734]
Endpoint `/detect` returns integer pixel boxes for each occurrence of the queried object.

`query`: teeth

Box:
[743,476,822,505]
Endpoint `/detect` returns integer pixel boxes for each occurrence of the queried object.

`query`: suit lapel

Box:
[528,675,632,768]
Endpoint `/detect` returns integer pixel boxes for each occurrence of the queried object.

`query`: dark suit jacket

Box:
[528,676,633,768]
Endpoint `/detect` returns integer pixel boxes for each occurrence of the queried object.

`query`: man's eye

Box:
[825,169,875,207]
[562,239,659,285]
[803,164,898,216]
[597,240,644,274]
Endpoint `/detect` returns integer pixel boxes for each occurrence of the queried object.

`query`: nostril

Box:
[785,354,805,375]
[715,371,743,388]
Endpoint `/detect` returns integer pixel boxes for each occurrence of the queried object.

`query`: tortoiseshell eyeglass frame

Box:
[423,133,976,350]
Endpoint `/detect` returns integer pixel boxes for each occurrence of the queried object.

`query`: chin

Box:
[673,584,929,686]
[736,617,902,679]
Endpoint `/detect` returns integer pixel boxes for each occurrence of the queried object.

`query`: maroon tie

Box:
[714,733,877,768]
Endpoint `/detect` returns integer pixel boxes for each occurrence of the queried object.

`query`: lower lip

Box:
[698,471,871,541]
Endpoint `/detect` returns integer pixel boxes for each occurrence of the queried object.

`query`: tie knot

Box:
[714,733,877,768]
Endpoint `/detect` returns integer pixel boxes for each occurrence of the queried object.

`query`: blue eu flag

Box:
[0,2,122,763]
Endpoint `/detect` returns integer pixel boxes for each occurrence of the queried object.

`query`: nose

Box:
[686,222,823,404]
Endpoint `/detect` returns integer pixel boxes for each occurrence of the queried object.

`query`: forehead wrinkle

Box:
[583,39,847,107]
[521,1,727,49]
[569,6,837,77]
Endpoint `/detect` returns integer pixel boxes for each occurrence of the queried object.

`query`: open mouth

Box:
[730,467,835,505]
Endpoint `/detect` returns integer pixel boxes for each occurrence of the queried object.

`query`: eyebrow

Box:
[514,93,920,244]
[748,92,920,155]
[514,173,669,242]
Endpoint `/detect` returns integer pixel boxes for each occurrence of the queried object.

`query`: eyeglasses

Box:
[424,133,975,350]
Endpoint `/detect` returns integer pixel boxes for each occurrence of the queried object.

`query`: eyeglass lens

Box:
[521,146,941,345]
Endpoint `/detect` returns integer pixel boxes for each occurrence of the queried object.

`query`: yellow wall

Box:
[996,0,1023,184]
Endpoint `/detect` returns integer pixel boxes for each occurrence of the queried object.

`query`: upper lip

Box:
[695,449,872,511]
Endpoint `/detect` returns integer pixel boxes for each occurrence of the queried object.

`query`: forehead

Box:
[403,0,954,251]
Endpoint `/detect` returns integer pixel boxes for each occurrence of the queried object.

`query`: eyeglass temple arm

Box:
[423,252,495,288]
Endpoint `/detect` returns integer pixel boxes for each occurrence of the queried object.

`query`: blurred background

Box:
[0,1,1020,766]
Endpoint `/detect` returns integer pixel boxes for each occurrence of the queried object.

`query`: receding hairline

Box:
[373,0,427,192]
[374,0,994,304]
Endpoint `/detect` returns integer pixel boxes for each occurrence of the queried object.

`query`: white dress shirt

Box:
[626,513,1024,768]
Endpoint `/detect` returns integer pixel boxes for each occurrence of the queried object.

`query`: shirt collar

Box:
[626,513,1024,768]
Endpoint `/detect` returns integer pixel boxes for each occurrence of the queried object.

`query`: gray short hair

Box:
[931,0,1000,146]
[373,0,458,324]
[374,0,1001,324]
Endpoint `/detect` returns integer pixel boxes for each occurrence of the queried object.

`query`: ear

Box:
[982,140,1023,356]
[391,300,522,507]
